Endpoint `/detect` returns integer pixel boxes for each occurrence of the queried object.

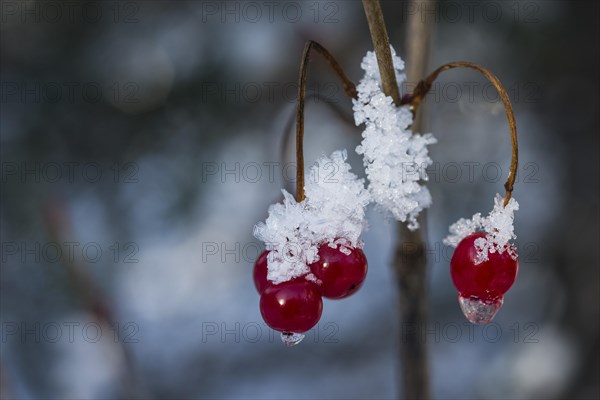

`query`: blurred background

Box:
[1,0,598,399]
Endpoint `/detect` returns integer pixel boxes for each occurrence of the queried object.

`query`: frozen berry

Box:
[450,232,518,302]
[260,279,323,333]
[253,250,270,294]
[309,244,368,299]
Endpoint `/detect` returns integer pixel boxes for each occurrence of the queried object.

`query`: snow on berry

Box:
[443,194,519,264]
[253,150,370,285]
[353,47,437,230]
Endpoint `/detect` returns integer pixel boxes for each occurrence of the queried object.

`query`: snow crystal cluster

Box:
[253,150,370,284]
[443,194,519,264]
[354,47,437,230]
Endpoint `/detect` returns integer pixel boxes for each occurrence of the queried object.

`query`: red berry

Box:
[450,232,518,301]
[309,244,368,299]
[260,280,323,333]
[253,250,270,294]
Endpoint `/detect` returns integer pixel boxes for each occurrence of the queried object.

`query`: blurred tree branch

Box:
[42,199,147,399]
[362,0,434,398]
[395,1,435,398]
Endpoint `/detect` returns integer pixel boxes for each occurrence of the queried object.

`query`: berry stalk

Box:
[401,61,519,206]
[294,41,357,202]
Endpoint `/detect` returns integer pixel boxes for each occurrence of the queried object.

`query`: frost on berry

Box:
[473,237,489,265]
[353,47,437,230]
[253,150,370,284]
[444,194,519,264]
[338,246,351,256]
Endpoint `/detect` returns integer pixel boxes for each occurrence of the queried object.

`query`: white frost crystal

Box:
[354,47,437,230]
[443,194,519,264]
[254,150,370,284]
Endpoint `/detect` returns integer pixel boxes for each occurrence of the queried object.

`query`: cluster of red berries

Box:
[254,231,517,333]
[450,232,518,323]
[254,244,368,335]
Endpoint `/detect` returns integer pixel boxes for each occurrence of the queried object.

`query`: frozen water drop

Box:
[458,295,503,325]
[280,331,305,347]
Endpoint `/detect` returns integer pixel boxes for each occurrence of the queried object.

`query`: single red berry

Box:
[253,250,271,294]
[309,244,368,299]
[260,279,323,333]
[450,232,518,301]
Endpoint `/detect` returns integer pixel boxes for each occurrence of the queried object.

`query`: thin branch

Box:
[402,61,519,205]
[42,200,147,399]
[295,42,310,202]
[295,41,358,202]
[361,1,433,397]
[405,0,434,129]
[390,1,436,398]
[362,0,401,104]
[281,93,358,190]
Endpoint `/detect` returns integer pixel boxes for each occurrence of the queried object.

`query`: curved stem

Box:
[295,41,358,202]
[402,62,519,206]
[281,93,357,191]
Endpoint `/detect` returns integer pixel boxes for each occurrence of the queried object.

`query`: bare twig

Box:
[295,41,357,202]
[362,0,401,105]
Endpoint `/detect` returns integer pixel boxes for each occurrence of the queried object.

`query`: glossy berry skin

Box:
[450,232,518,301]
[253,250,270,294]
[260,280,323,333]
[309,245,368,299]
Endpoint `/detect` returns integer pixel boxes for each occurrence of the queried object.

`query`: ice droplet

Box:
[458,295,503,325]
[280,332,305,347]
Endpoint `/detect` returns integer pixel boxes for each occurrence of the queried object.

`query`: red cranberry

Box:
[450,232,518,301]
[309,244,368,299]
[260,279,323,333]
[253,250,270,294]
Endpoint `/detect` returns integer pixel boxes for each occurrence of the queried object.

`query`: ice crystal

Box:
[353,47,436,230]
[253,150,370,284]
[444,194,519,264]
[281,332,305,346]
[458,295,503,325]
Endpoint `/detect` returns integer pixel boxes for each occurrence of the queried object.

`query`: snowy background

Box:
[1,1,598,399]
